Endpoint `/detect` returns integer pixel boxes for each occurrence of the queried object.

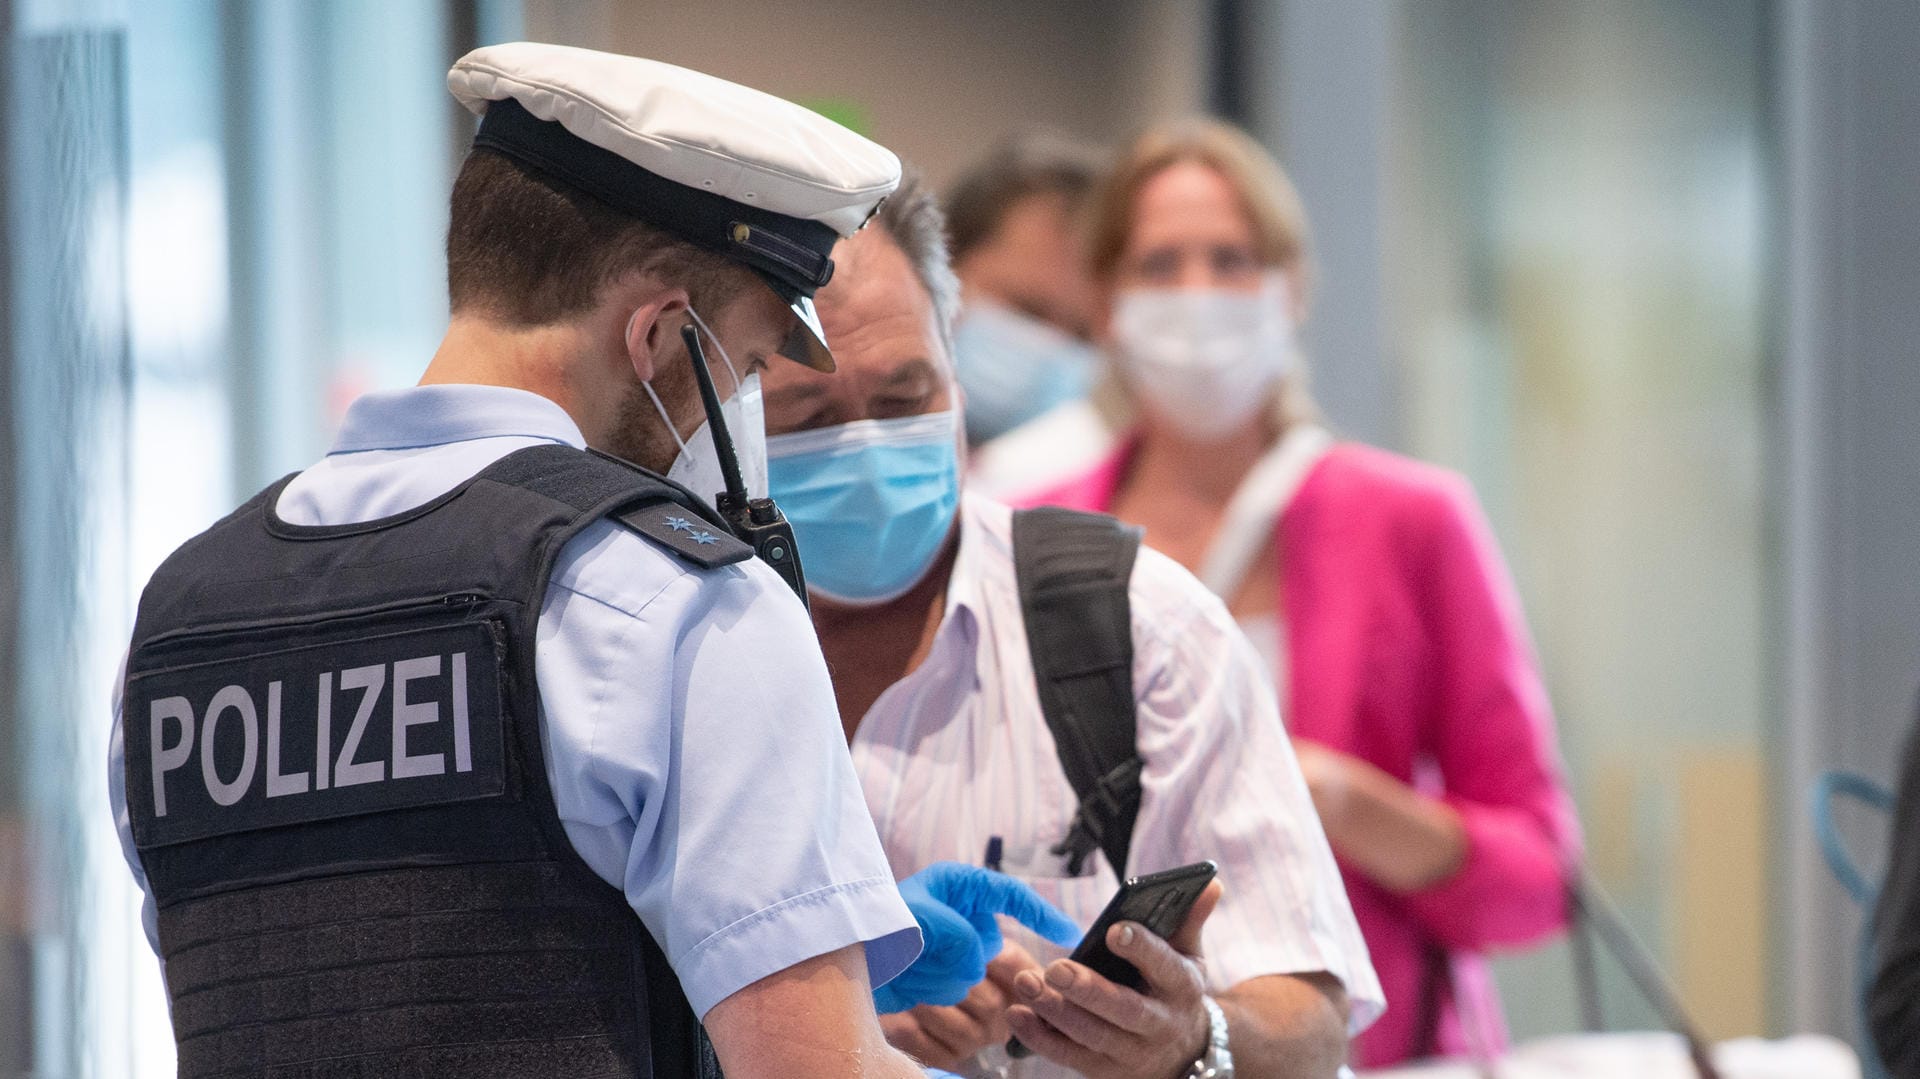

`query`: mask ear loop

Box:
[631,308,695,461]
[685,305,745,395]
[632,304,752,472]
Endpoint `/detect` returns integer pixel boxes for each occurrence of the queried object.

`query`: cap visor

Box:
[781,294,836,372]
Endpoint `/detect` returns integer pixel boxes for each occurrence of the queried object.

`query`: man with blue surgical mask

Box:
[762,172,1384,1079]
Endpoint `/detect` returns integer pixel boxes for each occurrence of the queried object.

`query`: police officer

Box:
[108,43,1071,1079]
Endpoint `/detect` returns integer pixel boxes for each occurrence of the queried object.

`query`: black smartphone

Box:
[1006,859,1217,1058]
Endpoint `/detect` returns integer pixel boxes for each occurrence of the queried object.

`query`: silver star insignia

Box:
[665,515,694,533]
[691,530,718,546]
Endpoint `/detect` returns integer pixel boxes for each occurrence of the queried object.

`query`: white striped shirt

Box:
[851,494,1384,1077]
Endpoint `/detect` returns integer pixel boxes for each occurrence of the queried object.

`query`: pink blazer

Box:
[1020,440,1580,1068]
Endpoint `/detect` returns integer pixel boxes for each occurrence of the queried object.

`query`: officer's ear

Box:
[622,287,692,383]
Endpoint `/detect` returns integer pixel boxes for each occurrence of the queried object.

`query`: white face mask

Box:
[640,306,768,510]
[1110,273,1295,441]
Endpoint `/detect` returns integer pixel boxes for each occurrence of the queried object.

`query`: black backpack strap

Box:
[1011,506,1144,878]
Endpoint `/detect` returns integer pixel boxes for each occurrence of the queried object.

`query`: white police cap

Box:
[448,42,903,371]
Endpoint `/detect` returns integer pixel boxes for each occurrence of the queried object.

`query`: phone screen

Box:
[1006,860,1217,1058]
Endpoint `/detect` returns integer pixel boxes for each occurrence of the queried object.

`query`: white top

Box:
[448,43,900,235]
[1203,425,1331,726]
[966,398,1122,503]
[1196,423,1333,596]
[850,493,1384,1077]
[110,383,919,1019]
[1235,612,1289,694]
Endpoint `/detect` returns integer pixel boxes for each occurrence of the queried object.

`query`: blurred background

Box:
[1,0,1915,1074]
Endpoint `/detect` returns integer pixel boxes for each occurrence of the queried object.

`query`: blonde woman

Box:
[1018,119,1580,1068]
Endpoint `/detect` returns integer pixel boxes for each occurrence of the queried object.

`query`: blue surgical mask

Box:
[952,302,1101,444]
[766,411,961,605]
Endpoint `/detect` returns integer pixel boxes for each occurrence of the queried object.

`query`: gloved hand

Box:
[875,862,1083,1014]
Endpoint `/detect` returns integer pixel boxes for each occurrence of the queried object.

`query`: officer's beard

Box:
[604,376,686,475]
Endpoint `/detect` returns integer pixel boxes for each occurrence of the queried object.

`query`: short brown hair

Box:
[446,148,749,326]
[943,131,1105,262]
[1085,118,1314,301]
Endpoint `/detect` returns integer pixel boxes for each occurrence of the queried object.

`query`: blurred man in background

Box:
[945,134,1122,497]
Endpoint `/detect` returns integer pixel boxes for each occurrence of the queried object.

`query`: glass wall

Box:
[3,2,520,1073]
[1386,0,1773,1042]
[6,8,138,1075]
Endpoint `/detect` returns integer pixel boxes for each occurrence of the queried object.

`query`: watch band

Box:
[1185,994,1234,1078]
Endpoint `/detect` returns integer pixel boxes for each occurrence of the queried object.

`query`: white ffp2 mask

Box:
[640,306,768,510]
[1111,273,1295,441]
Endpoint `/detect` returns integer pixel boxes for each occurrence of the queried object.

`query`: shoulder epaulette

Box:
[613,500,754,569]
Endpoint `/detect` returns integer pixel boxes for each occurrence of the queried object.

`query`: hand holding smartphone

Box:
[1005,859,1217,1058]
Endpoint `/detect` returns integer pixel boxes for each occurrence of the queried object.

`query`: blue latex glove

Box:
[874,862,1083,1014]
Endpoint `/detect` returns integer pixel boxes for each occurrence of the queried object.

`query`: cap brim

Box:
[755,272,835,372]
[782,294,836,373]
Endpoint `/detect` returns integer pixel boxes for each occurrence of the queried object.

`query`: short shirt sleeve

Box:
[1123,546,1386,1033]
[535,521,920,1017]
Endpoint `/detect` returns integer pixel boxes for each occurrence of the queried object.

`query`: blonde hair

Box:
[1084,118,1323,432]
[1086,118,1314,298]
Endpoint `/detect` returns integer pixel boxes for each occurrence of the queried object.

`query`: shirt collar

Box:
[329,384,588,454]
[928,492,1018,678]
[852,494,1001,715]
[942,492,996,625]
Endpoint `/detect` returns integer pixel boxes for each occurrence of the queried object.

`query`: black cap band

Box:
[472,97,839,298]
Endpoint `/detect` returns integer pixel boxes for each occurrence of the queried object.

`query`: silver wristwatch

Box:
[1185,994,1234,1078]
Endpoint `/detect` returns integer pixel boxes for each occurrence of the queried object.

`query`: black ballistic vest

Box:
[122,444,751,1078]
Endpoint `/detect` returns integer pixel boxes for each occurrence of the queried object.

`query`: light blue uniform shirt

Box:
[110,383,920,1018]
